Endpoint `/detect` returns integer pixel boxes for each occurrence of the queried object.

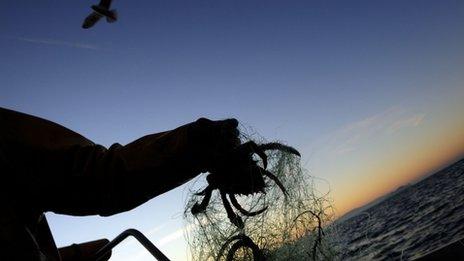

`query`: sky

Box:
[1,0,464,260]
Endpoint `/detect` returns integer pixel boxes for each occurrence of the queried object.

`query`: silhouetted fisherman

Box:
[0,107,240,260]
[82,0,118,29]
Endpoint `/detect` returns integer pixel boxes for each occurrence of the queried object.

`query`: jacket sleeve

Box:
[49,122,214,216]
[42,128,202,216]
[0,107,238,216]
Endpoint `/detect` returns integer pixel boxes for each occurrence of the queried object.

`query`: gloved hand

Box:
[187,118,241,173]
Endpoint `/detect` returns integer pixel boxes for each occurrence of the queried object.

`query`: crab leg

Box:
[259,142,301,157]
[194,186,210,196]
[220,190,244,228]
[191,186,213,215]
[225,238,264,261]
[216,235,264,261]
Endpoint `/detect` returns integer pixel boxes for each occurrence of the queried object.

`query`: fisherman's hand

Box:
[189,117,241,173]
[119,117,241,175]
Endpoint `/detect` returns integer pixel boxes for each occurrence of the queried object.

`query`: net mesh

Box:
[183,134,336,260]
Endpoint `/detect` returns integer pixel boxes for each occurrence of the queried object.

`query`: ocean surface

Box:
[333,159,464,260]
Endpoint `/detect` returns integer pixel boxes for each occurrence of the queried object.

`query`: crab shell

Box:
[206,163,266,196]
[191,141,301,227]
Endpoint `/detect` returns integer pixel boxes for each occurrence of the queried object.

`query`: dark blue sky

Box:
[1,1,463,260]
[2,1,462,136]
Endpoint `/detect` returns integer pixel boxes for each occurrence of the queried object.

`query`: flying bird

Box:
[82,0,118,29]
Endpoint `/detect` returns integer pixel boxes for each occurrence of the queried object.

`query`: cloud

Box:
[119,222,169,248]
[9,36,99,50]
[129,223,198,261]
[388,114,425,133]
[326,107,426,155]
[154,223,196,247]
[146,222,170,237]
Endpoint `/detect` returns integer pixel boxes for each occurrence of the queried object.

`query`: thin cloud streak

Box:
[338,108,425,154]
[317,107,427,156]
[388,114,425,133]
[155,223,196,247]
[130,223,198,261]
[10,36,99,50]
[118,222,169,248]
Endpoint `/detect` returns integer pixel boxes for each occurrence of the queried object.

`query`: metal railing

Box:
[94,229,171,261]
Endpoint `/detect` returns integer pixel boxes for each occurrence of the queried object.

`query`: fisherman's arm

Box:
[41,118,239,216]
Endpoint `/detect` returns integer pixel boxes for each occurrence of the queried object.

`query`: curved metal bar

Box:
[94,229,171,261]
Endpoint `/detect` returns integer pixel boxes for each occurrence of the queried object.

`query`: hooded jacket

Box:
[0,107,238,260]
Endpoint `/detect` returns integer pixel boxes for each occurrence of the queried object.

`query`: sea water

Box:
[333,159,464,260]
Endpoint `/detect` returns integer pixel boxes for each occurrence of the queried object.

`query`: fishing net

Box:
[183,133,336,260]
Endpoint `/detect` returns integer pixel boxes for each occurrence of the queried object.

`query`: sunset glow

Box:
[1,1,463,260]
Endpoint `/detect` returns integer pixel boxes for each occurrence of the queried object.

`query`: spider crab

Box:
[191,140,300,228]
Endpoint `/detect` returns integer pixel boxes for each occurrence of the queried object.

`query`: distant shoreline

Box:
[336,157,464,224]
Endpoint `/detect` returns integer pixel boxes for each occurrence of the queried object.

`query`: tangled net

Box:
[184,134,336,260]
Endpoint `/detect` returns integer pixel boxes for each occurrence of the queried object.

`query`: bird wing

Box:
[82,12,103,29]
[99,0,112,9]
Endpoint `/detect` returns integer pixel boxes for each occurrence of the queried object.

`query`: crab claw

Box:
[240,141,268,169]
[259,142,301,157]
[263,169,288,197]
[229,194,268,217]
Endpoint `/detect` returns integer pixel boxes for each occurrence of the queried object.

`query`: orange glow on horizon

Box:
[332,123,464,217]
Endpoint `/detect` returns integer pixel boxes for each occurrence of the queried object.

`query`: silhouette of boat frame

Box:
[93,229,266,260]
[94,229,171,261]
